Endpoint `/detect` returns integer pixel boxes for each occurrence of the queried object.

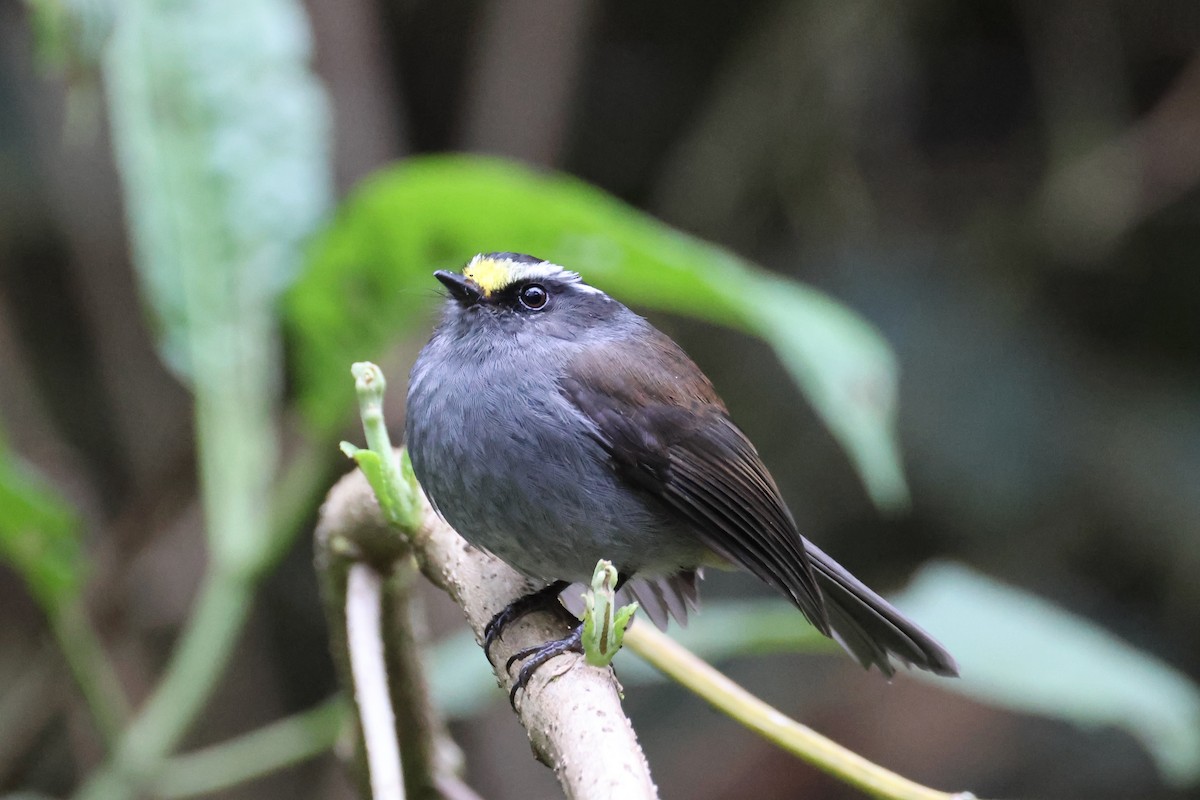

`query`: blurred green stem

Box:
[71,440,336,800]
[625,624,978,800]
[73,383,271,799]
[263,433,340,573]
[74,570,253,800]
[154,697,346,799]
[48,601,130,747]
[346,563,406,800]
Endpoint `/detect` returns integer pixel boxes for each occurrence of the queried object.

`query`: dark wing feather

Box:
[806,542,959,676]
[560,331,831,635]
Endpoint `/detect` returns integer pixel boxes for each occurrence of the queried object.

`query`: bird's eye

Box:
[518,283,548,310]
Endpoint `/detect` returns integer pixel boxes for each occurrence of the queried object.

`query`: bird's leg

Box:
[483,579,572,661]
[505,624,584,706]
[502,570,637,705]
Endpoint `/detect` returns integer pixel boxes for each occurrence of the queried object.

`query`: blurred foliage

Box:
[23,0,112,75]
[105,0,330,384]
[898,563,1200,787]
[289,155,908,508]
[4,0,1200,796]
[0,426,82,613]
[64,0,333,796]
[103,0,332,570]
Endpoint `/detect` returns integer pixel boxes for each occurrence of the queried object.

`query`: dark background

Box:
[2,0,1200,798]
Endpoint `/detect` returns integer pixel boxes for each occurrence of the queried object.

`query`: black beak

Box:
[434,270,483,305]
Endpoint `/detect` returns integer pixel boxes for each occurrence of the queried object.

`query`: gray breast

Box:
[405,328,704,583]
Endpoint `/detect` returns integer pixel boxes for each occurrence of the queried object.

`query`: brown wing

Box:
[559,329,830,635]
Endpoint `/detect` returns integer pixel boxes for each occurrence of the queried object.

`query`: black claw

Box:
[482,580,570,663]
[505,643,540,673]
[507,625,584,707]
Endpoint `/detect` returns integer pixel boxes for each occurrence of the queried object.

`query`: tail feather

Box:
[561,570,703,631]
[560,553,956,680]
[624,570,703,629]
[805,540,958,677]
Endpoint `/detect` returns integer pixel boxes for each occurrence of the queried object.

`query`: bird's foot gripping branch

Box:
[328,361,980,800]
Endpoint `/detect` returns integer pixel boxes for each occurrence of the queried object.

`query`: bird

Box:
[405,252,958,698]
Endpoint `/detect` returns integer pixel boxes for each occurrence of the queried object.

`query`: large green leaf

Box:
[106,0,331,381]
[0,428,83,612]
[104,0,332,568]
[287,156,907,508]
[897,562,1200,786]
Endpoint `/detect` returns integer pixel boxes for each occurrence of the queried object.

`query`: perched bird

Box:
[406,253,958,695]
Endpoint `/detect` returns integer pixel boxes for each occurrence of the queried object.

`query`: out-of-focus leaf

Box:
[24,0,113,75]
[106,0,331,382]
[0,429,83,611]
[103,0,332,568]
[896,561,1200,787]
[427,630,495,719]
[288,155,907,508]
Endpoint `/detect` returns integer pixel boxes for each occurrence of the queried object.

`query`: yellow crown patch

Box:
[459,253,591,298]
[462,257,513,296]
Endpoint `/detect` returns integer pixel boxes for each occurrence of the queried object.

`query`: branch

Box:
[346,563,405,800]
[317,363,475,798]
[320,465,658,800]
[316,471,468,800]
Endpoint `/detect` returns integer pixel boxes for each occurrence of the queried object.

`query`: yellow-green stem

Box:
[623,624,977,800]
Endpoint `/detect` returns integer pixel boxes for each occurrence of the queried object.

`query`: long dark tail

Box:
[804,540,959,677]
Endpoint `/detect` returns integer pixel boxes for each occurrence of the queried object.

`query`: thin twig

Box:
[382,566,466,797]
[314,470,468,800]
[347,563,405,800]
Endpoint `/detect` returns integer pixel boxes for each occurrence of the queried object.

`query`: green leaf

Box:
[106,0,331,381]
[0,429,83,612]
[896,562,1200,787]
[104,0,332,569]
[287,155,907,508]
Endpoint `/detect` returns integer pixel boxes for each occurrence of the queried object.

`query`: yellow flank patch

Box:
[462,257,513,296]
